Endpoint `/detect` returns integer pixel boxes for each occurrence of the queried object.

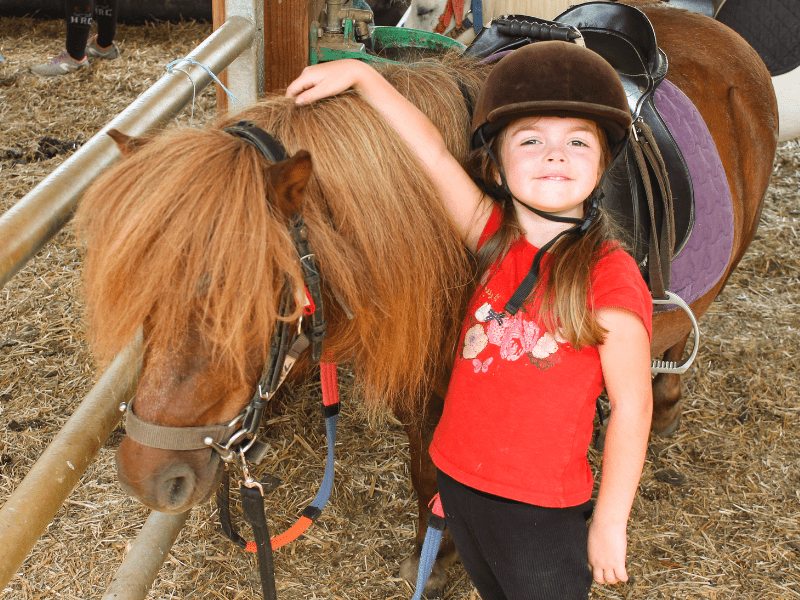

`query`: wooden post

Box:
[214,0,321,111]
[212,0,229,111]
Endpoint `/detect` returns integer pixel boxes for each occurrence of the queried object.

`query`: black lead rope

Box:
[241,483,278,600]
[218,471,248,549]
[217,471,282,599]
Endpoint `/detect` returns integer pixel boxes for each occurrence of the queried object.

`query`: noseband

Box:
[121,120,328,470]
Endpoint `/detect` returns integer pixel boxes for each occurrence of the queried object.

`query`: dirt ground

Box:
[1,14,800,600]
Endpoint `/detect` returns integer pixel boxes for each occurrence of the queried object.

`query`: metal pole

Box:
[101,510,191,600]
[0,15,257,290]
[225,0,265,104]
[0,336,141,589]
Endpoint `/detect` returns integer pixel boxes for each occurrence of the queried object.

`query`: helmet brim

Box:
[473,101,631,150]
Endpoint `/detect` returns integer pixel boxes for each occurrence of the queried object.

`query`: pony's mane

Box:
[77,53,489,411]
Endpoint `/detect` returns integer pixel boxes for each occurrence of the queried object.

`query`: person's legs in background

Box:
[86,0,120,59]
[30,1,93,76]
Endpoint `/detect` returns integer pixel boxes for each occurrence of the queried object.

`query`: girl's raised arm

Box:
[286,59,489,250]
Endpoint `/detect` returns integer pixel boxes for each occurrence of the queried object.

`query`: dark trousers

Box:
[65,0,118,60]
[437,470,593,600]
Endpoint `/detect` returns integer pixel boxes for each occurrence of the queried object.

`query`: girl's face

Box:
[497,116,604,220]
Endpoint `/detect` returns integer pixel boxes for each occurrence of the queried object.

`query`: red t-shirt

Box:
[430,206,652,508]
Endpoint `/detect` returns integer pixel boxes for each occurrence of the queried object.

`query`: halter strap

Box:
[224,120,288,163]
[123,396,243,451]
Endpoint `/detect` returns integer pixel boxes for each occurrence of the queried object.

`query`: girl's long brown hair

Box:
[468,123,620,350]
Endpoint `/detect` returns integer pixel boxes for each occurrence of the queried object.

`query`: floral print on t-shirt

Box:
[461,301,564,370]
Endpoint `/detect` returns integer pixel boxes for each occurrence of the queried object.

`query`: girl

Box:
[287,41,653,599]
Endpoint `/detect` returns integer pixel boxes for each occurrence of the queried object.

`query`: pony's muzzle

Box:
[115,437,224,513]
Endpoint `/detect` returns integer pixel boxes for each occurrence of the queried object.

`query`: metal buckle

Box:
[204,412,255,462]
[238,449,264,496]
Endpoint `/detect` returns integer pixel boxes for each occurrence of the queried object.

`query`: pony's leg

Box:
[396,390,457,597]
[651,330,691,436]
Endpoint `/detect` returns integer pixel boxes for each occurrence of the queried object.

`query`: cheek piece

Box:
[478,128,603,315]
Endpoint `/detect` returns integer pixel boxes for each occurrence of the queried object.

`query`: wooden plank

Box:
[214,1,320,107]
[212,0,229,111]
[263,1,311,92]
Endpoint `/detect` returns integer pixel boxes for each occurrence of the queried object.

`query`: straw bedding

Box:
[1,15,799,599]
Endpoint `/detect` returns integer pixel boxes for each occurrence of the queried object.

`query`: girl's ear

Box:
[107,129,150,156]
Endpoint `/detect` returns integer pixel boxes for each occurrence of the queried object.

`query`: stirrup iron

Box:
[651,292,699,375]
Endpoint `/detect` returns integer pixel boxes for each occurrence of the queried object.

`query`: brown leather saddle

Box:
[465,1,696,298]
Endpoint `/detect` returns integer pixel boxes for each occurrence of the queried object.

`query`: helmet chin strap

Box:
[480,130,601,315]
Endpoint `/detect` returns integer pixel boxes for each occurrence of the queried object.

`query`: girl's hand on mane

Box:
[286,59,371,104]
[286,59,487,250]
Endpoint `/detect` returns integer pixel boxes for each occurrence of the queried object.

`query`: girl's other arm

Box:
[286,59,489,251]
[588,307,652,585]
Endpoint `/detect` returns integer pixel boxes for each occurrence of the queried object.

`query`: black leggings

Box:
[437,471,593,600]
[65,0,118,60]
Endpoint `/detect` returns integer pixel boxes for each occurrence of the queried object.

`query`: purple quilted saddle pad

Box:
[654,79,733,311]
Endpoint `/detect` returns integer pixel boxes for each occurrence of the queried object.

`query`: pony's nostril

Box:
[156,465,196,511]
[167,476,190,505]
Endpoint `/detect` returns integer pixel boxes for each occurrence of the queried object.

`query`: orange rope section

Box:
[244,515,314,553]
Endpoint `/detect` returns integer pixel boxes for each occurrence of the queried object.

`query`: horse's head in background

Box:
[76,55,483,513]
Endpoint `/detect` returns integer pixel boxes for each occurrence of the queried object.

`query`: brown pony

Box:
[76,1,777,594]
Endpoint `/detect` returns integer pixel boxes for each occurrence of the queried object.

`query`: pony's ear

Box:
[107,128,150,156]
[268,150,312,218]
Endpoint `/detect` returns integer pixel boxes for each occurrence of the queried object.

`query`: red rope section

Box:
[320,361,339,407]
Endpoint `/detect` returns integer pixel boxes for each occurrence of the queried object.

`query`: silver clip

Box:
[239,449,264,496]
[204,437,236,462]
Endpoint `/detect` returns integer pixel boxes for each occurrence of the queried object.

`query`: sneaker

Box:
[85,35,120,60]
[30,50,89,76]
